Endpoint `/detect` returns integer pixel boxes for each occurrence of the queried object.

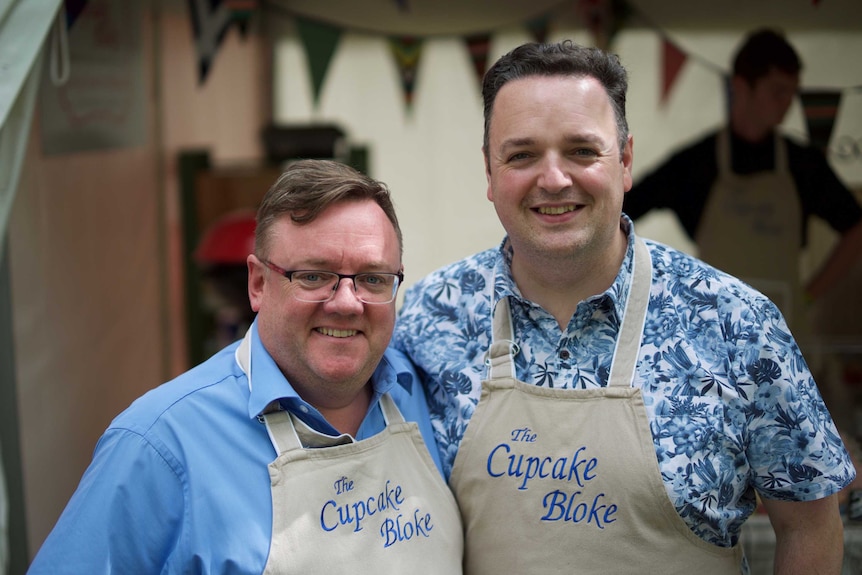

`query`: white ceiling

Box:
[266,0,862,35]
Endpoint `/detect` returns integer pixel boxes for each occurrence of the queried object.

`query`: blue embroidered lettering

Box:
[566,446,598,488]
[541,490,617,529]
[487,443,509,477]
[380,509,435,547]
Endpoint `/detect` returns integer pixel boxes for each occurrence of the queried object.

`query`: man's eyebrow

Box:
[498,137,536,151]
[498,133,605,151]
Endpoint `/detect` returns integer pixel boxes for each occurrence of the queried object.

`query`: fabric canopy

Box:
[0,0,62,257]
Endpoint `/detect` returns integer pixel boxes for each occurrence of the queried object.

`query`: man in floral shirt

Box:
[394,40,854,574]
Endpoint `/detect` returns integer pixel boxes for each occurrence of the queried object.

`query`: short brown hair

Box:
[254,159,402,259]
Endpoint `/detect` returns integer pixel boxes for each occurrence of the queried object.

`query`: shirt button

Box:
[559,350,570,360]
[299,405,309,413]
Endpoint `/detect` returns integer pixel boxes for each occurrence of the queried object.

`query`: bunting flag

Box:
[64,0,90,29]
[575,0,630,51]
[525,14,551,44]
[389,36,423,111]
[465,33,492,89]
[188,0,256,84]
[660,38,687,106]
[392,0,411,12]
[226,0,258,37]
[799,89,843,150]
[296,18,342,107]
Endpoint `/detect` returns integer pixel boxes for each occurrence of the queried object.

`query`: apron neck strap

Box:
[718,128,788,175]
[487,238,651,389]
[607,238,651,388]
[487,297,520,380]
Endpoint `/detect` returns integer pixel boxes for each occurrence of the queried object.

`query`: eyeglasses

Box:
[262,260,404,304]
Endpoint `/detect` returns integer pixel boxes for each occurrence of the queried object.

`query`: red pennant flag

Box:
[389,36,423,111]
[799,90,843,150]
[465,34,491,89]
[661,38,687,106]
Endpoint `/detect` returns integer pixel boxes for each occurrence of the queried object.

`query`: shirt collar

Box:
[243,320,415,419]
[491,215,638,323]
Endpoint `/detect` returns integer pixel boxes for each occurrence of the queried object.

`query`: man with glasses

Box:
[28,160,462,574]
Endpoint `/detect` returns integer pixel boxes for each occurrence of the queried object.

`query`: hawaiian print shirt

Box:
[394,216,855,548]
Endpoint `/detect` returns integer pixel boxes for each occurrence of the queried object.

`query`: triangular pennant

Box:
[188,0,234,84]
[226,0,258,37]
[576,0,631,51]
[389,36,423,111]
[465,33,491,89]
[64,0,90,29]
[296,18,343,108]
[525,14,551,44]
[799,89,843,150]
[660,38,687,106]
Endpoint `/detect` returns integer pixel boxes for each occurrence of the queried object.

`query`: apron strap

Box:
[718,128,788,175]
[717,128,731,177]
[487,237,651,389]
[378,392,406,425]
[608,237,652,388]
[263,393,406,454]
[487,297,519,380]
[264,410,355,454]
[774,132,787,174]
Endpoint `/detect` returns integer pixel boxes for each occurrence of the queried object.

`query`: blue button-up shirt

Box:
[28,321,441,574]
[394,216,855,549]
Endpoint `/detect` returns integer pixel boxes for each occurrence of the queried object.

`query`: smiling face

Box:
[247,199,401,409]
[484,74,633,269]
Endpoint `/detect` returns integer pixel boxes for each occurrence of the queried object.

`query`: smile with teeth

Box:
[317,327,358,338]
[537,205,577,215]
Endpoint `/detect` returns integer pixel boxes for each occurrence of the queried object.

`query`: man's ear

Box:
[483,147,494,202]
[622,134,634,193]
[247,255,265,312]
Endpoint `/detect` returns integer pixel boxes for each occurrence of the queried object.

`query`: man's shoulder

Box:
[643,239,769,302]
[109,343,245,434]
[400,247,498,311]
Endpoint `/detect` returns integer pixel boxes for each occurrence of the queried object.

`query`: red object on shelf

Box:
[194,210,257,265]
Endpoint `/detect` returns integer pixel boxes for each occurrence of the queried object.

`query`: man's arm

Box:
[760,494,844,575]
[806,220,862,300]
[27,429,183,573]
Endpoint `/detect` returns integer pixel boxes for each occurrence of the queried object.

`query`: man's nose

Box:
[538,155,573,192]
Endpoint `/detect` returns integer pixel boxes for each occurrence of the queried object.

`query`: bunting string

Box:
[221,0,862,157]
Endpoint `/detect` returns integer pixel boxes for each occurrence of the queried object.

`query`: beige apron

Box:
[449,239,743,574]
[236,330,463,574]
[696,129,806,340]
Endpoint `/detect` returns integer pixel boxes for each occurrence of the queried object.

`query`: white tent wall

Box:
[7,0,268,564]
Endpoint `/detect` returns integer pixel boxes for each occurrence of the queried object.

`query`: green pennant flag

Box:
[525,14,551,44]
[296,18,342,107]
[389,36,423,112]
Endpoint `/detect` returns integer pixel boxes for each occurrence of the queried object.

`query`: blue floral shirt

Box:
[394,216,855,548]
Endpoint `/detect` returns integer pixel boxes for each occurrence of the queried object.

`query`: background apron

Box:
[449,239,743,574]
[696,129,805,340]
[236,331,463,574]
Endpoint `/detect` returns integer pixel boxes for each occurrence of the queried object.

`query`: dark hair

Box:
[482,40,630,158]
[255,159,402,259]
[733,28,802,86]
